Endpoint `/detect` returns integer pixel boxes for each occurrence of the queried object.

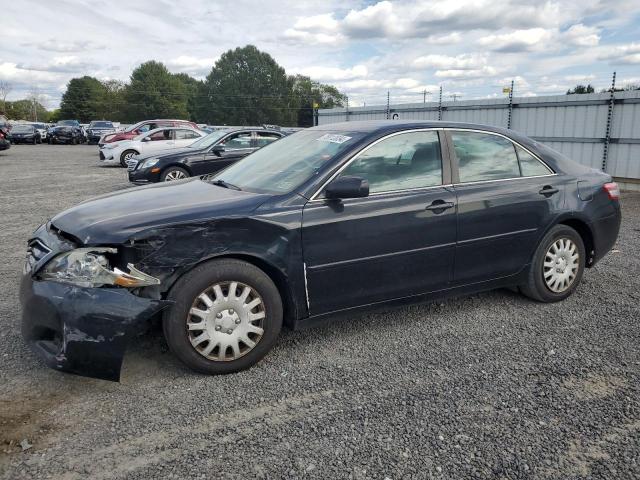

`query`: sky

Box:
[1,0,639,109]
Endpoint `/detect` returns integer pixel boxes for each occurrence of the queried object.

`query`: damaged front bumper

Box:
[20,275,168,381]
[20,223,170,381]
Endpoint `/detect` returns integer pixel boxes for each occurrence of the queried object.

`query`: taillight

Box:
[603,182,620,201]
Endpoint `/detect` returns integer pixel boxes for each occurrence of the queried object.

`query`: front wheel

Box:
[161,166,190,181]
[520,225,585,302]
[163,259,283,375]
[120,149,137,167]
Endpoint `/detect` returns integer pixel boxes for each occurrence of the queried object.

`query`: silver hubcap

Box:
[187,281,265,361]
[165,170,187,181]
[124,152,134,161]
[543,238,579,293]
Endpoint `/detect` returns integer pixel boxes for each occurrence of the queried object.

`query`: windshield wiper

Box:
[211,179,241,191]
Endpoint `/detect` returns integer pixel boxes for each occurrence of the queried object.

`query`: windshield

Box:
[32,123,44,129]
[13,125,34,133]
[188,130,230,149]
[90,121,113,128]
[211,129,364,194]
[57,120,77,126]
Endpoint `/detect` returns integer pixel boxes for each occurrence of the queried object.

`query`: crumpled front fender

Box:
[20,275,170,381]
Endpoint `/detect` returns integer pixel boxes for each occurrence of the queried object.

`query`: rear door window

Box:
[516,145,552,177]
[255,132,282,147]
[222,132,253,150]
[175,129,201,140]
[451,131,520,183]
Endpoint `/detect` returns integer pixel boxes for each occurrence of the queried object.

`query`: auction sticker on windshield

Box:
[316,134,352,144]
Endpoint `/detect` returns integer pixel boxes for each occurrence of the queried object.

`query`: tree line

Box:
[33,45,345,127]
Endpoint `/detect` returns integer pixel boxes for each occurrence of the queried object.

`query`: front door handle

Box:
[539,185,559,197]
[425,200,455,212]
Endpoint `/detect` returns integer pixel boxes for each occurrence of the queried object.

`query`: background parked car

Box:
[98,119,200,146]
[128,127,284,183]
[86,120,116,144]
[100,126,207,167]
[31,123,48,141]
[48,120,86,145]
[8,124,41,144]
[0,116,10,151]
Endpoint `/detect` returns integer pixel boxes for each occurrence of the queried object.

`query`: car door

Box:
[141,129,175,154]
[254,131,282,149]
[301,130,457,316]
[448,129,565,285]
[174,129,202,148]
[188,131,254,176]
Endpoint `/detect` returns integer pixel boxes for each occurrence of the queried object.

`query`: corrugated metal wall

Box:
[318,91,640,181]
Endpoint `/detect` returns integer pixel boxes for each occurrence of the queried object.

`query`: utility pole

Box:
[386,90,390,119]
[602,71,616,172]
[449,93,461,102]
[507,79,514,129]
[422,89,431,103]
[345,95,349,122]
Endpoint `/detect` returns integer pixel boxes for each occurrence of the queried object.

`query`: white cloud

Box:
[292,65,368,81]
[598,42,640,64]
[478,28,554,52]
[563,24,600,47]
[291,0,585,41]
[413,53,488,70]
[435,66,499,79]
[564,74,596,82]
[293,13,339,32]
[166,56,216,76]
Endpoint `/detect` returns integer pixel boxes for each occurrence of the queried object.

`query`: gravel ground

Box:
[0,144,639,479]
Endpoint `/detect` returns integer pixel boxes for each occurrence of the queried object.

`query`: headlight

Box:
[40,247,160,288]
[141,158,159,169]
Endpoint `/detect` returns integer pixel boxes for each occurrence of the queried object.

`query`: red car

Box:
[98,119,199,146]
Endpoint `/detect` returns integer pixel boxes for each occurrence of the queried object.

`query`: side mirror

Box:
[325,176,369,200]
[141,136,151,142]
[211,145,225,156]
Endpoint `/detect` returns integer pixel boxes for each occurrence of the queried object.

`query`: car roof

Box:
[215,127,283,134]
[137,119,195,122]
[141,126,202,134]
[310,119,517,136]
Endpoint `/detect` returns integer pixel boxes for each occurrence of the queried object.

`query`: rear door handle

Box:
[539,185,559,197]
[425,200,455,212]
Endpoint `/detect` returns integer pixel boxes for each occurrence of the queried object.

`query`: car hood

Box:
[51,179,271,244]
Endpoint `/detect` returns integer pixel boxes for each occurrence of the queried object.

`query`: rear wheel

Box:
[520,225,585,302]
[120,149,137,167]
[161,166,190,181]
[163,259,283,375]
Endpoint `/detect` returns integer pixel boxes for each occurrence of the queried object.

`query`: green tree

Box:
[124,61,189,121]
[48,109,61,123]
[203,45,293,125]
[289,74,346,127]
[173,73,205,122]
[5,99,50,121]
[59,76,107,122]
[567,84,595,95]
[101,79,127,121]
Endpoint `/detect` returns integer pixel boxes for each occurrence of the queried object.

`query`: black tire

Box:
[161,166,190,181]
[120,149,137,167]
[163,259,283,375]
[520,225,585,303]
[32,137,37,145]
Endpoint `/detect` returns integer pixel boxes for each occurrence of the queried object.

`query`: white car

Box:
[99,127,206,167]
[31,123,48,140]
